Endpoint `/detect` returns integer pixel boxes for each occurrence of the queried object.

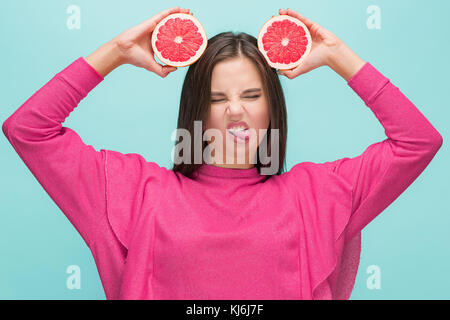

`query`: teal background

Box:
[0,0,448,299]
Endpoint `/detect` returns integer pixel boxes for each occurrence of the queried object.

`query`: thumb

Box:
[145,59,177,77]
[162,65,178,75]
[278,68,302,79]
[278,62,310,79]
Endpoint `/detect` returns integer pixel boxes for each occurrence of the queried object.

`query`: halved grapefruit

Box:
[151,13,208,67]
[257,15,312,70]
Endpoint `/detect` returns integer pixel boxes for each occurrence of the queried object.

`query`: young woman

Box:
[2,6,443,300]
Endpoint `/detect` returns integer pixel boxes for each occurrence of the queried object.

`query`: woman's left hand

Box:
[277,8,364,81]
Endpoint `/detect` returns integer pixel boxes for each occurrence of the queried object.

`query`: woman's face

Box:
[203,56,270,168]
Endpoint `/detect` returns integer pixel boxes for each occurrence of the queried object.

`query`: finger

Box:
[144,56,168,77]
[281,8,315,29]
[163,65,178,74]
[158,67,177,78]
[135,6,184,34]
[152,7,190,23]
[278,64,305,79]
[147,58,178,78]
[179,8,191,15]
[279,69,297,79]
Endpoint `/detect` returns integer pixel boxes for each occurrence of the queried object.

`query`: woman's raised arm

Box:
[85,6,193,77]
[281,8,443,240]
[2,57,107,248]
[2,6,191,248]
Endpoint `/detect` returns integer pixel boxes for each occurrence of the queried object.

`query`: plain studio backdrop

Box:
[0,0,448,299]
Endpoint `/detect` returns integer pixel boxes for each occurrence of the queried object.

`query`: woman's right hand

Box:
[114,6,192,77]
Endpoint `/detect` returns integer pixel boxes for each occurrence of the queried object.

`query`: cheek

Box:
[203,107,226,140]
[251,102,270,129]
[204,107,220,129]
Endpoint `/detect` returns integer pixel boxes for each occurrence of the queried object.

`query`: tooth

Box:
[229,126,247,131]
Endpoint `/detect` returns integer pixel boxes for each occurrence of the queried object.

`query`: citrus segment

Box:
[151,13,208,67]
[257,15,312,70]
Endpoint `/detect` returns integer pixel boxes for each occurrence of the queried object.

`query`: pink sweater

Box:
[2,57,443,300]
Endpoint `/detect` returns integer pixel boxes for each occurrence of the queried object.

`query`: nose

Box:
[226,100,245,116]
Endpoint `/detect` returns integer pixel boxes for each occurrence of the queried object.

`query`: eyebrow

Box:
[211,88,262,96]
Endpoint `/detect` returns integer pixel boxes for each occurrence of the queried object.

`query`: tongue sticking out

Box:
[230,129,251,140]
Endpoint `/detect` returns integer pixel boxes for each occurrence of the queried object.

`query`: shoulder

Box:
[99,149,178,248]
[102,149,178,183]
[281,160,353,196]
[283,160,335,181]
[101,149,181,208]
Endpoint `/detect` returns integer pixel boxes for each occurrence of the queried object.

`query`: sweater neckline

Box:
[196,163,260,178]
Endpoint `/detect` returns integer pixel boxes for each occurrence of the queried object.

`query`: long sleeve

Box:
[285,62,444,300]
[2,57,106,248]
[322,62,443,241]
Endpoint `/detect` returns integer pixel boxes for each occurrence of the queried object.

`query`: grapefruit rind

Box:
[151,13,208,67]
[257,15,312,71]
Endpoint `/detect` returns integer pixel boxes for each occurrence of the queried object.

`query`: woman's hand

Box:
[86,6,192,78]
[276,8,365,81]
[114,6,192,77]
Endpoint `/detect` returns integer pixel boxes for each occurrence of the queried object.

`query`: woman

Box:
[2,6,443,299]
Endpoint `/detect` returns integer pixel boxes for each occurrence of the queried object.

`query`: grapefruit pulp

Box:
[151,13,208,67]
[257,15,312,70]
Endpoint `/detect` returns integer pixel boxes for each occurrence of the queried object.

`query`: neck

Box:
[208,161,256,170]
[204,150,257,170]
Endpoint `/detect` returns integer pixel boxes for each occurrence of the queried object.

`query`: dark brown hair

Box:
[171,31,287,178]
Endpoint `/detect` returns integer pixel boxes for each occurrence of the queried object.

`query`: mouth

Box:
[227,129,251,143]
[227,121,248,131]
[226,128,251,141]
[227,126,249,135]
[226,121,251,142]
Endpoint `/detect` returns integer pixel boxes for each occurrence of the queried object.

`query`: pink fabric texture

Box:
[2,57,443,300]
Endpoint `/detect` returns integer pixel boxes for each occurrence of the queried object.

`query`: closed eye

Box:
[211,95,261,103]
[244,95,261,99]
